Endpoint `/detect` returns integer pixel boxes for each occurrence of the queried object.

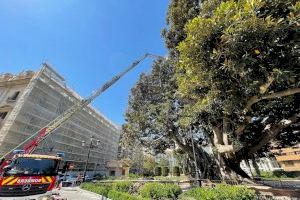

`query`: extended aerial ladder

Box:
[0,53,160,172]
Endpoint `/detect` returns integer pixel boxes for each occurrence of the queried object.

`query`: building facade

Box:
[0,64,120,174]
[240,157,281,177]
[272,145,300,172]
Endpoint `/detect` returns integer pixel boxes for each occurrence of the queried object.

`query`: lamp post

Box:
[82,136,100,182]
[190,127,201,186]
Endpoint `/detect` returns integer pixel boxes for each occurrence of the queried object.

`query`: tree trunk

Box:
[223,157,251,179]
[251,156,261,176]
[171,133,221,179]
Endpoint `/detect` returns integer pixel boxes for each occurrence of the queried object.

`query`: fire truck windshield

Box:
[4,157,58,176]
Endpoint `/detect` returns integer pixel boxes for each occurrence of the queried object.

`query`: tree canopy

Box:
[176,0,299,175]
[122,0,300,179]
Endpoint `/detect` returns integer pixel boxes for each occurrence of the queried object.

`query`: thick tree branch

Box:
[235,116,252,136]
[223,117,230,145]
[212,124,223,145]
[216,144,234,153]
[245,87,300,112]
[259,76,274,94]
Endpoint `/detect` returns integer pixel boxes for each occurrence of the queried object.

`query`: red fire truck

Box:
[0,54,159,197]
[0,154,61,196]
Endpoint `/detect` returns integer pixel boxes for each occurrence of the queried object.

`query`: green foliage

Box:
[273,170,298,178]
[122,59,177,152]
[129,173,142,179]
[162,0,200,57]
[179,184,256,200]
[154,166,162,176]
[80,183,110,197]
[261,170,298,178]
[179,187,216,200]
[112,181,133,193]
[176,0,300,175]
[139,182,182,200]
[122,0,300,180]
[108,190,147,200]
[143,155,156,176]
[158,156,170,167]
[214,184,256,200]
[173,166,181,176]
[162,167,170,176]
[177,0,300,124]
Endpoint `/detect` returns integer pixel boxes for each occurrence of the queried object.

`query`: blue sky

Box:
[0,0,169,126]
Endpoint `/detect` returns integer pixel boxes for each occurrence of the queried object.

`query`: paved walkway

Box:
[0,187,109,200]
[59,187,109,200]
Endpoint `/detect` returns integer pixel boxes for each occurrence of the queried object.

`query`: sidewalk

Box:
[59,187,110,200]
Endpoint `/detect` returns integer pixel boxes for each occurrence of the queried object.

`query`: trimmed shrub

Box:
[273,170,297,178]
[143,169,154,177]
[139,182,182,200]
[173,166,180,176]
[112,181,133,193]
[129,173,142,179]
[80,183,110,197]
[215,184,256,200]
[179,187,216,200]
[260,170,298,179]
[162,167,169,176]
[179,184,256,200]
[154,167,162,176]
[108,190,146,200]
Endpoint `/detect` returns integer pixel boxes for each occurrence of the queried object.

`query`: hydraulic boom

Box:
[0,53,160,167]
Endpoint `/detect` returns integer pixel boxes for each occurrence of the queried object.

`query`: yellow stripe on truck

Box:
[45,176,52,182]
[41,177,46,183]
[7,178,19,185]
[2,177,15,185]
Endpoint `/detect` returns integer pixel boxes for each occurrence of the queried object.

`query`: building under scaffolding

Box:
[0,64,120,174]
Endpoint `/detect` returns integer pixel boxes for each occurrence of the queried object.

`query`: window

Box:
[285,152,295,155]
[110,170,116,176]
[284,161,294,167]
[0,112,8,120]
[7,91,20,101]
[5,158,59,176]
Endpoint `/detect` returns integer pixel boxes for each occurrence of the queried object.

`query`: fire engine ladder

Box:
[0,53,160,160]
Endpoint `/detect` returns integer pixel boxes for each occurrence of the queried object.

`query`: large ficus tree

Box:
[122,0,223,179]
[122,59,219,178]
[176,0,300,177]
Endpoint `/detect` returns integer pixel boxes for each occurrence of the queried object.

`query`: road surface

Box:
[0,187,108,200]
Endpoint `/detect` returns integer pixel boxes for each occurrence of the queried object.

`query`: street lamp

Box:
[190,127,201,186]
[82,136,100,182]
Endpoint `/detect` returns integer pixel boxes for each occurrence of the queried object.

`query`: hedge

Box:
[173,166,180,176]
[162,167,169,176]
[154,167,162,176]
[139,182,182,200]
[80,183,110,197]
[108,190,147,200]
[179,184,256,200]
[112,181,133,193]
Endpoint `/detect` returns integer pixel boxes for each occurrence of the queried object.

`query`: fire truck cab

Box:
[0,154,61,197]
